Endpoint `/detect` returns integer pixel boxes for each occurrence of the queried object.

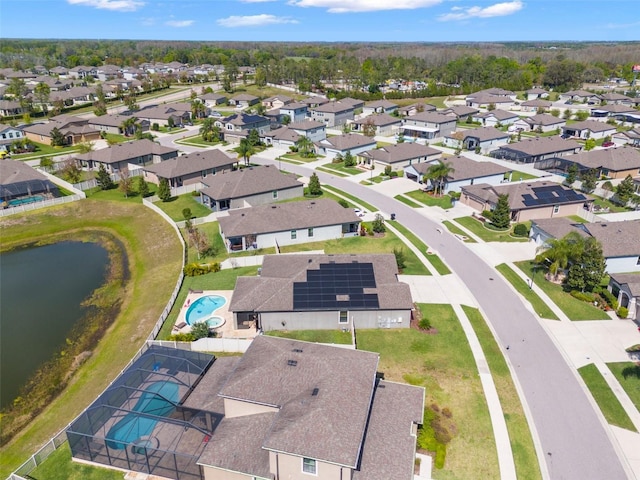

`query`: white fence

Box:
[73,169,142,191]
[0,194,84,217]
[148,337,254,353]
[171,182,204,197]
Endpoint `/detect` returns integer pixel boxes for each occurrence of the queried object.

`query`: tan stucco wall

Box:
[515,203,582,222]
[202,466,255,480]
[270,451,349,480]
[223,398,278,418]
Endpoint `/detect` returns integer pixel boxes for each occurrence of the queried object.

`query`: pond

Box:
[0,241,109,409]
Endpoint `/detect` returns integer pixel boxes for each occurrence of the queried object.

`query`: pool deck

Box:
[173,290,257,339]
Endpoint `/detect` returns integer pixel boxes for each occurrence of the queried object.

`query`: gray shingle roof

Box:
[565,146,640,172]
[74,139,177,164]
[0,159,49,185]
[353,113,401,127]
[415,155,510,181]
[87,114,141,128]
[609,273,640,297]
[459,126,510,142]
[523,114,565,127]
[218,198,358,237]
[218,335,380,467]
[288,119,324,131]
[521,99,553,108]
[462,181,589,210]
[475,109,518,121]
[182,357,240,413]
[200,165,301,201]
[361,142,441,164]
[564,120,617,133]
[497,136,581,156]
[407,111,457,124]
[584,220,640,258]
[313,101,356,114]
[143,149,236,179]
[318,133,376,150]
[531,217,590,240]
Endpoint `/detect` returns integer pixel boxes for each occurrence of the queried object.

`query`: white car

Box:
[353,208,366,217]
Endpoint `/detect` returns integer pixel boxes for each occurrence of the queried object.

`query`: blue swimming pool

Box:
[106,381,179,450]
[185,295,226,326]
[8,195,44,206]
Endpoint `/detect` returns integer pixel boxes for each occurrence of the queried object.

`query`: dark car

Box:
[602,141,615,147]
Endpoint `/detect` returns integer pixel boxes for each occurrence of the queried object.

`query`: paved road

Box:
[253,155,629,480]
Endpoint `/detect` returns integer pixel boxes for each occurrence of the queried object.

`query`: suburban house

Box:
[471,109,518,127]
[590,104,637,119]
[143,149,236,187]
[561,146,640,179]
[215,112,271,143]
[262,126,303,149]
[360,142,441,171]
[74,138,178,173]
[228,93,259,108]
[398,102,436,117]
[48,86,95,106]
[465,93,514,109]
[441,105,479,121]
[337,97,365,109]
[263,120,326,148]
[229,253,413,330]
[608,274,639,320]
[68,65,97,79]
[87,114,150,135]
[351,113,402,136]
[262,95,293,109]
[301,96,330,108]
[443,126,510,153]
[67,340,424,480]
[491,137,582,164]
[600,92,634,106]
[362,100,398,116]
[525,87,550,100]
[561,120,617,140]
[279,101,309,123]
[310,101,355,127]
[135,104,191,127]
[460,181,592,222]
[22,115,101,146]
[199,165,303,212]
[520,99,553,112]
[407,155,511,193]
[0,123,25,152]
[218,199,360,252]
[0,160,59,204]
[315,133,377,160]
[198,93,227,108]
[512,114,566,133]
[401,112,457,142]
[560,90,602,104]
[530,218,640,274]
[613,127,640,147]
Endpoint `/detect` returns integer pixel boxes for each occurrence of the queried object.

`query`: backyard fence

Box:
[148,337,254,353]
[72,168,142,191]
[0,194,84,217]
[171,182,204,197]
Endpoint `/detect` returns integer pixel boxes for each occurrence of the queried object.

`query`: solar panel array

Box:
[521,184,586,207]
[292,262,380,310]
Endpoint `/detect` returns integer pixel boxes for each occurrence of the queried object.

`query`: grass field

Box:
[388,220,451,275]
[578,364,636,431]
[12,142,80,160]
[174,134,221,148]
[509,170,539,181]
[318,161,363,176]
[404,190,454,209]
[84,182,158,203]
[495,264,559,320]
[357,304,499,479]
[28,443,122,480]
[463,306,542,480]
[515,261,610,321]
[442,220,477,243]
[265,329,353,344]
[454,217,528,243]
[322,185,378,212]
[0,200,183,478]
[607,362,640,411]
[155,193,211,221]
[394,194,422,208]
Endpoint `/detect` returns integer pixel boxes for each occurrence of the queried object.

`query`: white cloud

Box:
[438,1,523,21]
[289,0,441,13]
[217,14,299,27]
[165,19,195,27]
[67,0,145,12]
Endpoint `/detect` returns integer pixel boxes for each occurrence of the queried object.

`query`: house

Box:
[560,90,602,104]
[87,114,149,136]
[262,95,293,109]
[360,142,441,171]
[441,105,479,121]
[315,133,377,160]
[22,115,101,146]
[200,165,303,212]
[520,99,553,112]
[491,137,582,164]
[68,65,97,79]
[230,253,413,330]
[525,87,550,101]
[460,181,592,222]
[600,92,634,106]
[530,218,640,274]
[264,120,326,148]
[338,97,365,109]
[301,96,330,108]
[362,100,398,116]
[288,120,326,142]
[512,114,566,133]
[0,100,25,117]
[310,101,356,127]
[612,127,640,147]
[0,160,59,204]
[401,112,457,142]
[278,101,309,123]
[0,123,25,152]
[216,112,271,143]
[228,93,259,108]
[408,155,511,193]
[74,138,178,173]
[609,274,639,320]
[465,91,515,109]
[143,149,236,187]
[471,109,518,127]
[351,113,402,136]
[49,66,69,77]
[398,102,436,117]
[219,198,361,252]
[443,126,510,153]
[136,104,191,127]
[562,146,640,180]
[590,104,637,119]
[49,86,95,106]
[561,120,617,140]
[262,126,301,148]
[198,93,227,108]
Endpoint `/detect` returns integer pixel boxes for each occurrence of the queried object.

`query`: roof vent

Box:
[311,388,319,396]
[292,348,303,353]
[287,359,298,367]
[271,205,277,208]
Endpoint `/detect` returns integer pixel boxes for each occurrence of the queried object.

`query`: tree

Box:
[118,167,133,198]
[308,172,322,196]
[124,92,139,111]
[295,136,314,158]
[615,175,635,205]
[199,117,218,142]
[158,177,172,202]
[574,110,589,121]
[188,227,210,259]
[77,141,94,154]
[96,163,114,190]
[120,117,138,136]
[39,156,54,172]
[371,213,386,233]
[584,138,596,151]
[362,118,376,137]
[535,231,585,281]
[566,238,606,293]
[34,82,50,114]
[182,208,193,221]
[254,67,267,87]
[579,168,597,193]
[491,194,511,229]
[60,158,82,183]
[282,114,291,125]
[343,151,356,167]
[425,160,454,197]
[248,128,261,146]
[564,163,579,186]
[236,138,256,166]
[393,247,406,270]
[190,321,210,340]
[137,175,150,197]
[50,127,65,147]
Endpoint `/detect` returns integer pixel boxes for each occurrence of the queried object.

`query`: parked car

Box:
[602,141,615,147]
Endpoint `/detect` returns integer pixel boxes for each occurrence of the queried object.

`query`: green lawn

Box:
[404,190,454,209]
[388,220,451,275]
[515,261,610,321]
[495,264,559,320]
[592,196,631,214]
[265,330,353,344]
[356,304,499,478]
[578,364,636,431]
[12,142,79,160]
[463,306,542,480]
[454,217,529,243]
[174,134,221,148]
[394,194,422,208]
[28,442,123,480]
[607,362,640,411]
[318,161,362,176]
[316,166,348,177]
[442,220,477,243]
[155,193,212,221]
[280,152,321,163]
[322,185,378,212]
[84,182,158,203]
[508,170,539,181]
[103,133,128,144]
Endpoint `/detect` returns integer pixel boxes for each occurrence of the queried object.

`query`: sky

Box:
[0,0,639,42]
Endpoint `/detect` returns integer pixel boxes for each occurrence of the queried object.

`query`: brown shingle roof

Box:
[497,136,581,156]
[143,149,236,179]
[182,357,240,413]
[425,155,510,181]
[318,133,376,150]
[459,126,510,142]
[584,220,640,258]
[74,139,177,164]
[353,113,401,127]
[565,120,617,133]
[361,142,441,164]
[523,114,565,127]
[565,146,640,172]
[200,165,301,201]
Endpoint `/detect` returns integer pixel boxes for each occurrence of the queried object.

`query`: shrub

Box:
[601,181,614,191]
[393,247,407,270]
[338,198,349,208]
[570,290,595,303]
[190,321,210,340]
[371,214,386,233]
[151,123,160,131]
[617,307,629,318]
[183,262,219,276]
[418,318,432,330]
[389,171,399,178]
[168,332,194,341]
[481,209,494,220]
[595,287,618,310]
[384,165,392,177]
[513,223,529,237]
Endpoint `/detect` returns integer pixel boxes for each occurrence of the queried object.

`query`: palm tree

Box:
[424,160,454,197]
[200,117,217,142]
[295,136,314,158]
[120,117,137,136]
[535,231,585,281]
[236,138,256,166]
